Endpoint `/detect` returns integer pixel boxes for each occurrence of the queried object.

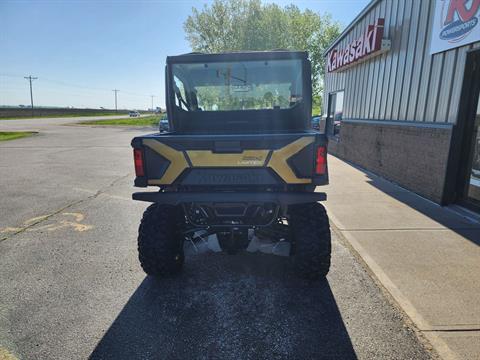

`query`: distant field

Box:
[78,115,161,127]
[0,131,36,141]
[0,107,131,119]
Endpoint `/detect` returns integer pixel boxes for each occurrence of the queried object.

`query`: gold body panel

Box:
[267,137,314,184]
[187,150,269,167]
[143,139,189,185]
[143,136,314,185]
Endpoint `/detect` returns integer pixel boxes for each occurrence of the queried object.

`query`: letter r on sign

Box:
[445,0,480,25]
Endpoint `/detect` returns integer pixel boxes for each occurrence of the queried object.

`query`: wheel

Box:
[289,202,331,279]
[138,203,185,277]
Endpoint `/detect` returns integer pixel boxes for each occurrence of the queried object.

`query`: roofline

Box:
[167,50,308,64]
[323,0,380,56]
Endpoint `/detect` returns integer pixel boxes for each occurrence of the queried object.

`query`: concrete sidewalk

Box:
[322,156,480,360]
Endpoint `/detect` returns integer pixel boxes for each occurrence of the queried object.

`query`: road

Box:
[0,117,433,360]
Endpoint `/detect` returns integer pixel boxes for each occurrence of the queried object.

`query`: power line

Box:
[0,73,25,78]
[112,89,119,112]
[24,75,38,116]
[40,77,111,92]
[3,73,160,109]
[2,74,156,97]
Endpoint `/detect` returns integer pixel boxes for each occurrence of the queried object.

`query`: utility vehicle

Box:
[131,51,331,279]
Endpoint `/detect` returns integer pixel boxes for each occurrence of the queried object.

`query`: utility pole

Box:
[150,95,155,113]
[112,89,119,112]
[24,75,38,117]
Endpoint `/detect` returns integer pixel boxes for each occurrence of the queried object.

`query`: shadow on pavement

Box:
[89,253,356,360]
[365,173,480,246]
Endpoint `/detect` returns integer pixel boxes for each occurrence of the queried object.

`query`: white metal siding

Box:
[323,0,480,124]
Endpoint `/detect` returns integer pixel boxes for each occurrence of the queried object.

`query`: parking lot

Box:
[0,118,433,359]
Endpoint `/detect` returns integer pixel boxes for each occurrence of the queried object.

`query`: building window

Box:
[327,91,344,137]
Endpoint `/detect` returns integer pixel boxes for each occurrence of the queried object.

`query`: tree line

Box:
[183,0,341,114]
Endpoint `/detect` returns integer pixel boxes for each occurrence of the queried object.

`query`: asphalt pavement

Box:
[0,117,434,359]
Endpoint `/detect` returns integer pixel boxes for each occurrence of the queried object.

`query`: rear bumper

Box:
[132,191,327,205]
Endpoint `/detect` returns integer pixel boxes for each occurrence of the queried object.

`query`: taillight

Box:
[133,149,145,176]
[315,146,327,175]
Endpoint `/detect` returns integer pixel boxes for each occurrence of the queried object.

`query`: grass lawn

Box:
[78,115,161,126]
[0,131,37,141]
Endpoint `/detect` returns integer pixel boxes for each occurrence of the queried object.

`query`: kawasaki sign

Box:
[431,0,480,54]
[327,18,390,73]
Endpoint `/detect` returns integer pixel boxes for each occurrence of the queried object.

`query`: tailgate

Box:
[131,132,328,187]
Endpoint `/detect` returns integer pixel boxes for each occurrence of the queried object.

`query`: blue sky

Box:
[1,0,370,109]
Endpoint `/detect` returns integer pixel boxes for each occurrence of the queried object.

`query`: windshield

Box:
[171,59,303,112]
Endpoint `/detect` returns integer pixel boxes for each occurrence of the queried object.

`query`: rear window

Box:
[171,59,303,112]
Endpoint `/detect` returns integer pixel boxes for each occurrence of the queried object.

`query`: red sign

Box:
[445,0,480,25]
[327,18,387,73]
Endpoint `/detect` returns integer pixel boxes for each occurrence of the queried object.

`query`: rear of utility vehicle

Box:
[131,51,331,279]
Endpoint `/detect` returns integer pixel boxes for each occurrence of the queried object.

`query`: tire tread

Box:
[289,202,331,279]
[138,203,184,277]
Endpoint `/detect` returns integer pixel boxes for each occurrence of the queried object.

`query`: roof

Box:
[167,50,308,64]
[324,0,380,56]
